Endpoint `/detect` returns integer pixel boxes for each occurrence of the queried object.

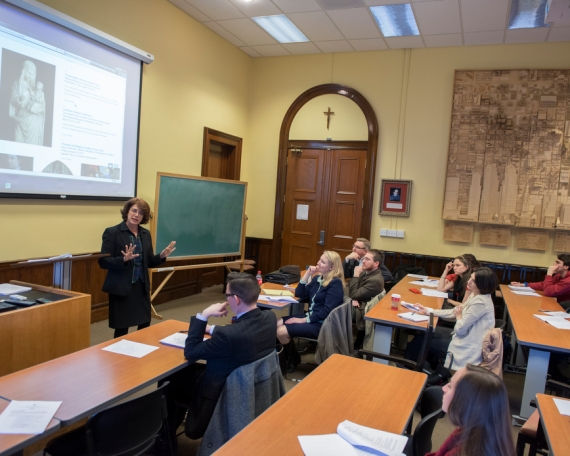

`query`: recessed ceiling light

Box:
[370,4,420,38]
[252,15,309,43]
[508,0,550,29]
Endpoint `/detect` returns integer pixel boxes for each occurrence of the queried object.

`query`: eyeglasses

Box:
[225,293,244,300]
[362,256,374,262]
[129,208,145,216]
[353,244,365,250]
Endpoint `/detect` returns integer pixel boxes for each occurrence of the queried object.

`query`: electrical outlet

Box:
[387,230,397,237]
[396,230,405,238]
[380,229,388,236]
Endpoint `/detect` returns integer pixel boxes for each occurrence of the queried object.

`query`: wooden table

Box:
[500,285,570,420]
[0,398,60,456]
[536,394,570,456]
[364,275,443,364]
[215,354,427,456]
[0,320,189,426]
[258,282,301,315]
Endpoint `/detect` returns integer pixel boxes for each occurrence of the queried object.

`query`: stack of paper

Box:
[409,279,438,287]
[0,401,62,435]
[398,312,429,323]
[407,274,428,280]
[298,420,407,456]
[258,295,298,303]
[160,333,187,348]
[421,289,449,298]
[533,314,570,330]
[508,285,541,296]
[401,301,420,312]
[262,289,294,297]
[0,283,32,295]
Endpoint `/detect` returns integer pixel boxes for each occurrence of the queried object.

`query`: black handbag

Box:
[264,265,301,285]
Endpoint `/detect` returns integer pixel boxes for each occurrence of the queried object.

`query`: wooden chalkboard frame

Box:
[148,173,248,319]
[152,173,247,260]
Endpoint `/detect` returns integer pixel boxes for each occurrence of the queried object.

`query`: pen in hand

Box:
[178,330,188,333]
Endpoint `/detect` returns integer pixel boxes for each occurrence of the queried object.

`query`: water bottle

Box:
[256,271,262,285]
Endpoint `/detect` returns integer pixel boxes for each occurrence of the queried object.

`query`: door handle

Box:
[317,230,325,245]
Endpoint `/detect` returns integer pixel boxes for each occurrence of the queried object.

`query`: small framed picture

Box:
[379,179,412,217]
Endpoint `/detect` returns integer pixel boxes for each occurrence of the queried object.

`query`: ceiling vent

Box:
[317,0,366,10]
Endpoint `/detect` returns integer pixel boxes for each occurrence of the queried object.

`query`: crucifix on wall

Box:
[323,107,334,130]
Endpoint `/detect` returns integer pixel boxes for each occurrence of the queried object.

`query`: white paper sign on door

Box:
[296,204,309,220]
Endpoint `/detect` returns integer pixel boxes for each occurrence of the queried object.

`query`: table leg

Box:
[372,323,392,365]
[518,348,549,420]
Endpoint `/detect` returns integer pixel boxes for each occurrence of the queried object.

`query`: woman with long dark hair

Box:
[428,364,515,456]
[437,255,472,306]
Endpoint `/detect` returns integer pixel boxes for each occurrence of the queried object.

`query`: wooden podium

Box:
[0,281,91,377]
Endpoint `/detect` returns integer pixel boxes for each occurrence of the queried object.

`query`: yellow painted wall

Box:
[2,0,252,261]
[245,43,570,268]
[289,94,368,140]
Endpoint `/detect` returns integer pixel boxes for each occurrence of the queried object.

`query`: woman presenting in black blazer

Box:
[99,198,176,338]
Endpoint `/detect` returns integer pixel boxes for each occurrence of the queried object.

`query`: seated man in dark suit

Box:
[163,272,277,443]
[348,249,385,349]
[344,237,394,283]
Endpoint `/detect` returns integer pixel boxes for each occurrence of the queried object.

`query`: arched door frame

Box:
[270,83,379,271]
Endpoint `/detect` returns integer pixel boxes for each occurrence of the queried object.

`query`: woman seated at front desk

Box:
[276,250,344,373]
[413,267,498,370]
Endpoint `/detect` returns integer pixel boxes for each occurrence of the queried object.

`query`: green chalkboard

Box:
[153,174,247,259]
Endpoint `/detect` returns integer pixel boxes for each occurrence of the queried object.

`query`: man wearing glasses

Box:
[344,237,393,283]
[348,249,385,350]
[162,272,276,446]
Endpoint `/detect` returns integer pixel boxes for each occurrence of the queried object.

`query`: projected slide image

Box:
[0,153,33,171]
[42,160,71,175]
[81,163,120,180]
[0,48,55,147]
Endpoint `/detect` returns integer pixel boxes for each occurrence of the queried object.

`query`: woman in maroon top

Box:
[428,365,515,456]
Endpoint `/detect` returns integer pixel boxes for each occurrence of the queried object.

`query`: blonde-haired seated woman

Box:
[277,251,345,373]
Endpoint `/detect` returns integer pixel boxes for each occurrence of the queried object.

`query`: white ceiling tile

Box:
[364,0,408,4]
[423,33,462,47]
[327,8,382,39]
[348,38,389,50]
[505,27,550,44]
[460,0,509,33]
[168,0,212,22]
[217,18,278,45]
[548,26,570,41]
[414,0,461,35]
[271,0,323,13]
[314,40,355,52]
[288,11,345,41]
[281,42,323,54]
[227,0,281,17]
[184,0,245,20]
[203,21,246,46]
[464,30,504,45]
[239,46,262,57]
[250,44,292,56]
[384,36,425,48]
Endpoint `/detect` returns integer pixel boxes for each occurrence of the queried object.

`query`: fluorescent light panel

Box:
[370,4,420,37]
[508,0,550,29]
[252,15,309,43]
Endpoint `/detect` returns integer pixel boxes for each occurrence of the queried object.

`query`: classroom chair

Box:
[44,382,172,456]
[188,351,285,456]
[403,386,445,456]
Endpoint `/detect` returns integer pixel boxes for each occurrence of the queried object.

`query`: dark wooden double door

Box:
[281,143,367,269]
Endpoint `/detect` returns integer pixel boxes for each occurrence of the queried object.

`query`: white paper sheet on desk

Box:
[398,312,429,323]
[508,285,531,291]
[553,398,570,416]
[298,420,407,456]
[102,339,159,358]
[258,295,298,303]
[407,274,428,279]
[540,311,570,318]
[512,290,541,297]
[421,289,449,298]
[160,333,187,348]
[409,280,438,287]
[0,400,61,434]
[533,315,570,329]
[0,283,32,295]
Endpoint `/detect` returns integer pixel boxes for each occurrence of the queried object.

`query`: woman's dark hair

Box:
[463,253,480,269]
[449,365,515,456]
[120,198,151,225]
[472,267,499,295]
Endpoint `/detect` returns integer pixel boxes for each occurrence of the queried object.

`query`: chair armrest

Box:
[358,349,419,371]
